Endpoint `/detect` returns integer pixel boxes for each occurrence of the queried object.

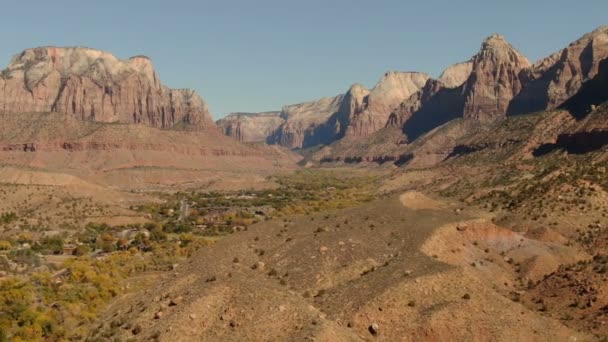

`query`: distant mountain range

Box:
[216,26,608,154]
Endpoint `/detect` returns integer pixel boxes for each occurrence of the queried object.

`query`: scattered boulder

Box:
[131,324,142,335]
[170,296,184,306]
[368,322,379,336]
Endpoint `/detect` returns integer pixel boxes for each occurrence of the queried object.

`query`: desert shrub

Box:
[163,222,192,234]
[31,237,64,255]
[0,240,12,250]
[0,212,17,224]
[73,244,91,256]
[8,249,40,267]
[16,233,33,245]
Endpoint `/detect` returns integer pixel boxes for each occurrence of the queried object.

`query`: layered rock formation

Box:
[216,112,282,143]
[462,34,531,122]
[268,95,344,149]
[0,112,301,188]
[0,46,214,129]
[386,34,529,141]
[344,72,429,136]
[509,26,608,115]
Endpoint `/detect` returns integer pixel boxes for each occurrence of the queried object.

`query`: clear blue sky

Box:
[0,0,606,119]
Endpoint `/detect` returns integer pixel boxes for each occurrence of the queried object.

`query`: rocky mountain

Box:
[216,96,344,149]
[560,57,608,118]
[509,26,608,115]
[556,57,608,152]
[387,34,531,131]
[215,27,608,157]
[216,71,429,149]
[333,27,608,159]
[344,71,430,137]
[0,47,214,129]
[462,34,531,122]
[437,60,473,88]
[388,38,515,140]
[308,27,608,168]
[0,47,301,189]
[216,112,282,143]
[268,95,344,149]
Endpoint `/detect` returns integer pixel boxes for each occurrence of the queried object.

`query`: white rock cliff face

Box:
[438,61,473,88]
[345,72,430,136]
[269,95,344,149]
[216,112,282,143]
[0,46,214,129]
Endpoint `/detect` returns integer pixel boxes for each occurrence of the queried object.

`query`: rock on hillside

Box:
[216,112,282,143]
[344,71,430,137]
[0,46,214,129]
[509,26,608,115]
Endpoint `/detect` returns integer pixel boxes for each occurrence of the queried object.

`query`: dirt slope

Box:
[89,193,587,341]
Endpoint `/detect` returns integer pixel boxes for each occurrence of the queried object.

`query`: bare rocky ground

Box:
[0,165,152,236]
[88,186,591,341]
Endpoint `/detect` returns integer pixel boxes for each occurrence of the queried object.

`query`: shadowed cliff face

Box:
[268,95,345,149]
[0,46,214,130]
[389,34,528,141]
[559,58,608,118]
[344,72,430,137]
[554,58,608,153]
[402,81,466,142]
[508,26,608,115]
[394,28,608,145]
[217,96,346,149]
